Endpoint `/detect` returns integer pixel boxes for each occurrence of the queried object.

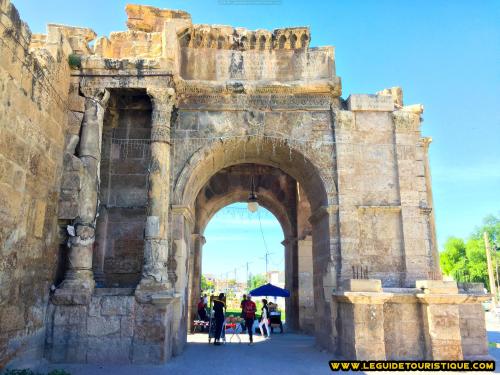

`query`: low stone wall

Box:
[333,280,490,361]
[45,289,177,364]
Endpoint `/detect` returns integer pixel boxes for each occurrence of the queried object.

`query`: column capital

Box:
[80,87,110,106]
[147,87,176,143]
[146,87,176,107]
[192,233,206,245]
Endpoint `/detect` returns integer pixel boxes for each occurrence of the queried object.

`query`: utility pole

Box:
[246,262,250,289]
[484,232,497,307]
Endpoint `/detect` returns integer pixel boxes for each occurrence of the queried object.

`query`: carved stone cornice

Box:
[357,205,401,213]
[175,77,341,98]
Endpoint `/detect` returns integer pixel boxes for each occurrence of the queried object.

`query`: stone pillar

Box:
[283,236,299,330]
[298,235,314,333]
[170,205,194,354]
[416,280,465,360]
[335,279,391,360]
[136,87,176,300]
[54,88,109,303]
[393,109,432,286]
[309,204,339,350]
[188,233,205,332]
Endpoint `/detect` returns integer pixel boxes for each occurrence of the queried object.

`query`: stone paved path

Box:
[39,315,500,375]
[41,333,334,375]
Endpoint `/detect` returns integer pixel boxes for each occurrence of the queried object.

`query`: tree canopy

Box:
[439,214,499,290]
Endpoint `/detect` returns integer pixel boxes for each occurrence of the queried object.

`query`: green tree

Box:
[201,275,214,293]
[439,214,500,291]
[439,237,466,277]
[249,274,267,290]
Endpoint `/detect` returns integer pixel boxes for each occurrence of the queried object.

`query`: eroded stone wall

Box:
[0,0,71,367]
[45,290,175,364]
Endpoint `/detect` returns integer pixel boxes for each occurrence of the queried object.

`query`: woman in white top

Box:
[259,299,271,338]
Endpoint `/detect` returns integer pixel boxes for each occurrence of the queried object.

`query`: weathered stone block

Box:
[87,337,132,364]
[416,280,459,294]
[347,94,394,112]
[343,279,382,292]
[101,296,134,316]
[87,316,120,336]
[53,305,87,326]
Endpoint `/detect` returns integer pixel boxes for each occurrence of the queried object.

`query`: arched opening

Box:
[173,137,338,350]
[200,203,287,331]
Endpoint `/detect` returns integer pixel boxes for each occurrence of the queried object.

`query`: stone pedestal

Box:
[416,280,489,360]
[335,279,391,360]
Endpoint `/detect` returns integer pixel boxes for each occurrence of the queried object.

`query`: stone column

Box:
[54,88,109,303]
[136,87,176,299]
[188,234,205,332]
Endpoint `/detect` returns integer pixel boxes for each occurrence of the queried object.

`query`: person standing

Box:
[259,299,271,339]
[213,293,225,346]
[240,294,247,332]
[197,297,208,321]
[243,294,256,345]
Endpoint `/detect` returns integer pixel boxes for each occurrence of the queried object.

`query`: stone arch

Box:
[300,33,309,49]
[217,35,225,49]
[249,34,257,50]
[173,138,331,211]
[193,33,203,48]
[290,34,298,49]
[240,36,248,50]
[196,189,293,239]
[173,137,337,350]
[278,35,287,49]
[259,35,266,50]
[179,32,191,48]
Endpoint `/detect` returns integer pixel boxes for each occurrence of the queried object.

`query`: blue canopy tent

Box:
[249,283,290,297]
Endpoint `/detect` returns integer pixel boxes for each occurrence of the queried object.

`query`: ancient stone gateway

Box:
[0,1,490,368]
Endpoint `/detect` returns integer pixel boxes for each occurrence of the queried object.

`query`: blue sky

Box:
[12,0,499,279]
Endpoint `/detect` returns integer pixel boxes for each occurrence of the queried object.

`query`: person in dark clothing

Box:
[197,297,208,321]
[242,294,256,345]
[213,293,225,345]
